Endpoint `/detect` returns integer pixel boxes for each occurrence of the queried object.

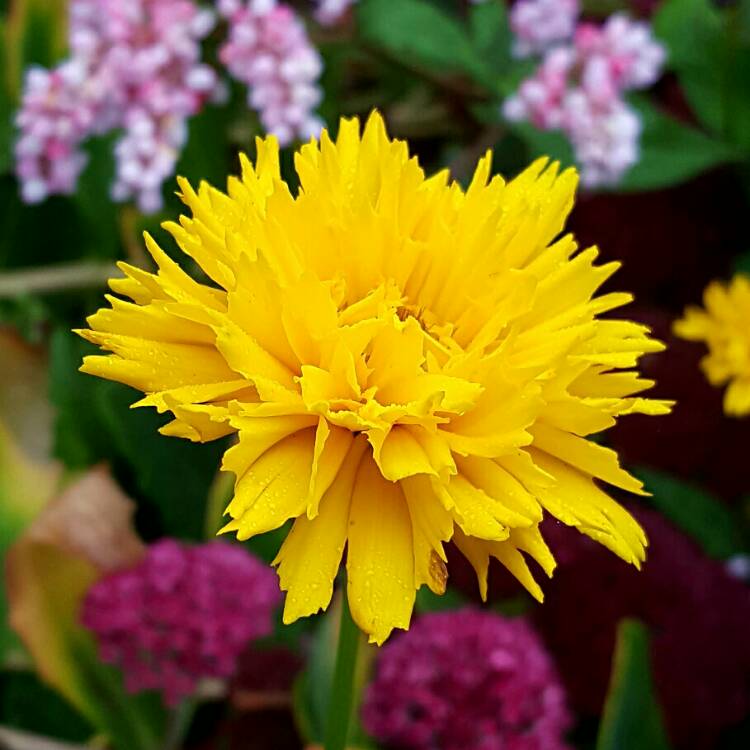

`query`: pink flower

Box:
[575,14,666,92]
[502,9,665,188]
[563,89,642,187]
[502,46,575,129]
[81,539,280,706]
[510,0,580,58]
[14,60,105,203]
[219,0,324,146]
[362,609,572,750]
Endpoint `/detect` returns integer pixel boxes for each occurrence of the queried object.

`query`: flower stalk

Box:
[324,586,361,750]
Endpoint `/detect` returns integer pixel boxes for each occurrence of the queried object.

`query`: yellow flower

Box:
[674,274,750,417]
[78,113,672,644]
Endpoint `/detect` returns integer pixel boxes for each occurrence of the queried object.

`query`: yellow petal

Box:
[274,437,367,622]
[307,419,353,517]
[455,455,542,524]
[223,429,316,539]
[369,425,437,482]
[401,474,453,594]
[530,422,646,495]
[529,448,647,566]
[346,456,415,645]
[440,474,510,541]
[78,332,237,393]
[223,415,318,478]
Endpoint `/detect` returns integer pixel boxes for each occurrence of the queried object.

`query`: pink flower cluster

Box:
[16,0,218,213]
[15,0,325,212]
[218,0,324,146]
[510,0,580,58]
[362,609,572,750]
[15,60,99,203]
[503,4,666,188]
[81,539,280,705]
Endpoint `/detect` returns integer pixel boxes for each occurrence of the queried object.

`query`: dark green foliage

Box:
[597,620,672,750]
[49,328,226,540]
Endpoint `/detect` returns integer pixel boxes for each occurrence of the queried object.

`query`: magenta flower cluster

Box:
[14,0,324,213]
[504,1,666,188]
[218,0,324,146]
[362,609,572,750]
[81,539,280,705]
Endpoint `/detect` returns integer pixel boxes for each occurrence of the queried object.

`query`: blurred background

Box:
[0,1,749,749]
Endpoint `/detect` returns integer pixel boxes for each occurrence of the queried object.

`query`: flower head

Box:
[81,539,280,705]
[674,274,750,416]
[78,113,671,644]
[362,609,572,750]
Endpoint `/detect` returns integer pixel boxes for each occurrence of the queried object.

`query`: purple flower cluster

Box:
[362,609,571,750]
[16,0,218,213]
[504,2,665,188]
[15,0,324,212]
[81,539,280,705]
[218,0,324,146]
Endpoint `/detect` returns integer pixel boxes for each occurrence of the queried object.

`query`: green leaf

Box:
[638,467,745,558]
[357,0,492,87]
[508,122,576,168]
[0,671,92,742]
[176,103,234,191]
[291,595,376,748]
[0,17,14,175]
[469,0,512,83]
[616,98,737,191]
[95,382,227,540]
[73,135,121,260]
[49,328,226,540]
[3,0,68,99]
[49,329,116,469]
[733,251,750,276]
[597,620,672,750]
[654,0,750,150]
[415,584,466,613]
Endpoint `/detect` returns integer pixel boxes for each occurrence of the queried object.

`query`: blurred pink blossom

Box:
[14,61,101,203]
[563,90,642,187]
[502,47,575,129]
[82,539,280,706]
[362,609,572,750]
[15,0,325,211]
[510,0,580,58]
[503,8,665,188]
[218,0,324,146]
[575,13,666,92]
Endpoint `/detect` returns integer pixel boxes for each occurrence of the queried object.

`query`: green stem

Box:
[0,261,119,299]
[162,698,197,750]
[323,591,361,750]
